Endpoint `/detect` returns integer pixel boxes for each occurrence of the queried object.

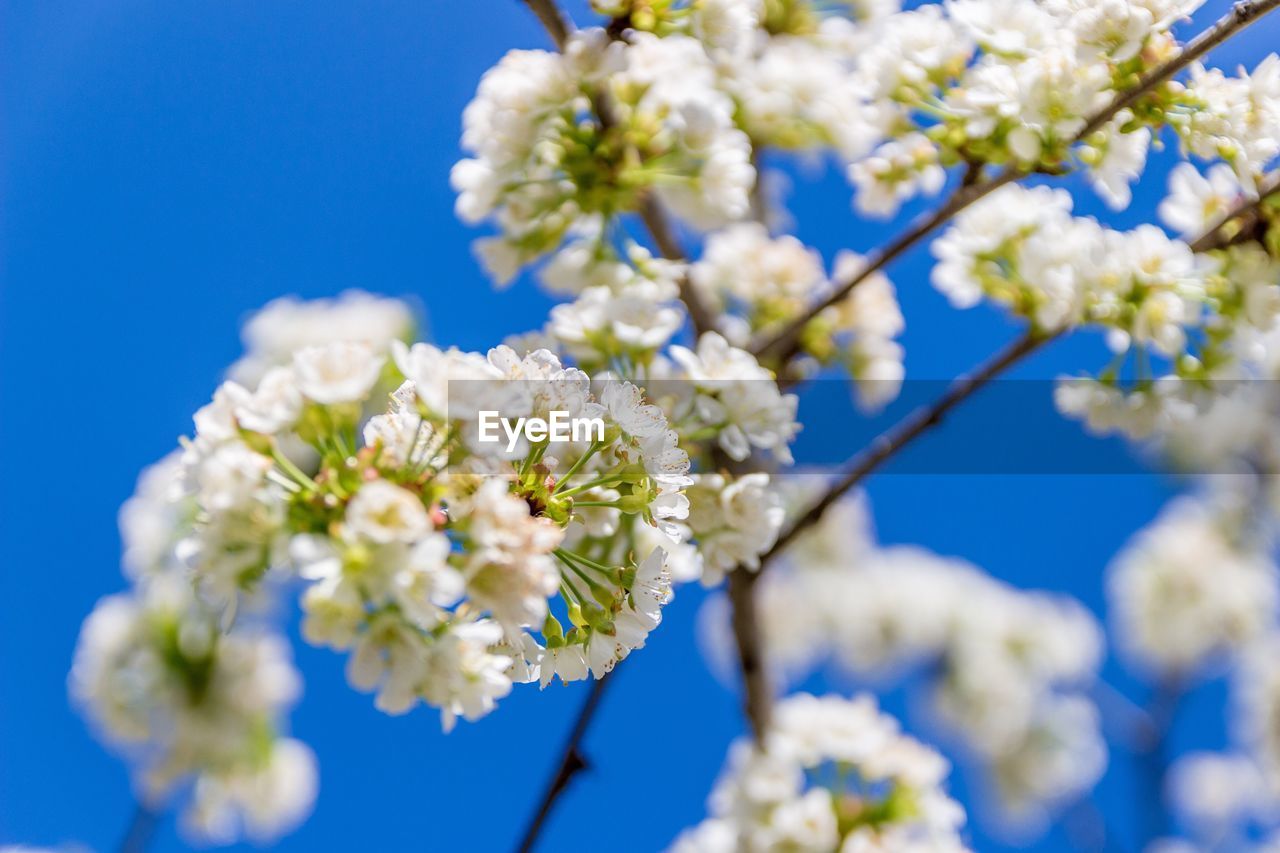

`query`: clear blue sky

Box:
[2,1,1275,850]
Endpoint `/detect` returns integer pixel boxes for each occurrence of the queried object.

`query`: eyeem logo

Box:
[477,411,606,453]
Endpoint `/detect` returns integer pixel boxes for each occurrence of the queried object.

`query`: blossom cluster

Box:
[725,493,1106,832]
[924,177,1280,440]
[1107,493,1279,679]
[71,558,315,842]
[467,0,1261,248]
[1070,162,1279,440]
[190,336,696,718]
[74,292,707,840]
[453,28,753,282]
[691,224,906,410]
[670,693,969,853]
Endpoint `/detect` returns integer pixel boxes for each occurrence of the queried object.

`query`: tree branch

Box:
[638,195,720,336]
[751,171,1018,363]
[750,0,1280,365]
[520,0,572,50]
[761,329,1059,565]
[118,801,159,853]
[727,568,773,739]
[729,329,1060,738]
[515,673,614,853]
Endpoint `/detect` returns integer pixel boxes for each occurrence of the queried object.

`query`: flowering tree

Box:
[65,0,1280,850]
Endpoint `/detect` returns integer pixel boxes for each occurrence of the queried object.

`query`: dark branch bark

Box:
[515,673,613,853]
[520,0,572,50]
[118,801,159,853]
[761,330,1058,564]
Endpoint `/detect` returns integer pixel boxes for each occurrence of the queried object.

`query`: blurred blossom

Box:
[670,693,969,852]
[1108,495,1278,679]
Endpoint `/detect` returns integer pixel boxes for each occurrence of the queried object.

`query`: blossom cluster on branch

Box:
[670,694,969,852]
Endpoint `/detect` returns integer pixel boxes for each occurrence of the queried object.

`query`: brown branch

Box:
[520,0,572,50]
[751,171,1018,363]
[727,568,772,738]
[1189,169,1280,252]
[118,801,160,853]
[728,329,1059,738]
[750,0,1280,366]
[761,329,1059,562]
[515,673,613,852]
[638,195,720,336]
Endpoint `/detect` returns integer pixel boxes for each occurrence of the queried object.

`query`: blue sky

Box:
[2,1,1277,850]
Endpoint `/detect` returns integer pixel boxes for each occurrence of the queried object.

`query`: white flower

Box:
[1108,495,1278,677]
[670,332,799,463]
[228,290,412,387]
[226,366,304,434]
[548,283,684,361]
[1167,752,1269,833]
[732,493,1105,825]
[688,473,785,584]
[725,24,881,160]
[860,5,972,102]
[119,453,189,580]
[461,479,562,630]
[1182,56,1280,185]
[186,739,318,844]
[932,184,1075,310]
[390,340,504,419]
[692,223,825,311]
[421,620,514,732]
[691,0,762,61]
[344,480,433,545]
[70,577,310,844]
[362,381,440,469]
[849,134,947,218]
[292,341,385,405]
[1158,162,1246,238]
[1089,121,1151,210]
[673,693,968,852]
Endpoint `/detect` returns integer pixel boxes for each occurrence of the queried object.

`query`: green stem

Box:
[557,473,627,498]
[272,448,319,491]
[553,440,604,493]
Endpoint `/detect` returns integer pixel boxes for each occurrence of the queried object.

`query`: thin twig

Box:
[729,329,1058,737]
[520,0,572,50]
[118,801,159,853]
[515,673,614,853]
[751,0,1280,365]
[727,568,772,738]
[750,172,1017,363]
[763,329,1059,563]
[638,195,719,336]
